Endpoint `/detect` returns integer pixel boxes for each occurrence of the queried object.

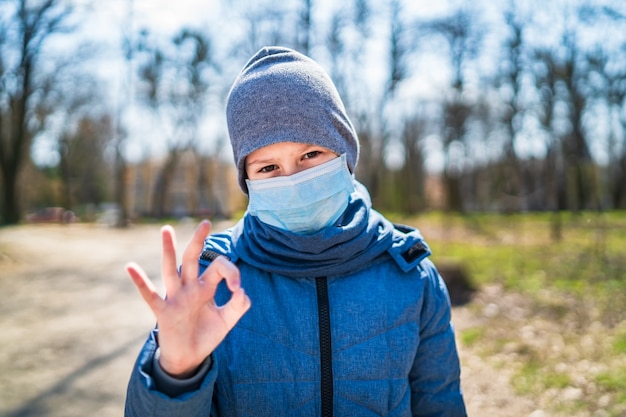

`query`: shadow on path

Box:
[3,333,147,417]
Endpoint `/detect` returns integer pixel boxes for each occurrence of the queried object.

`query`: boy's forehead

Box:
[248,141,333,158]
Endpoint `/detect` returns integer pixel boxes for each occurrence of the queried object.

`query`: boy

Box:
[125,46,466,416]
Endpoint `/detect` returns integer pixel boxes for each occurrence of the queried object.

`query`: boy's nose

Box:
[281,163,303,177]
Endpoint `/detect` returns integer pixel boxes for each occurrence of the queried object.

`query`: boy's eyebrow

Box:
[246,157,275,167]
[246,144,329,167]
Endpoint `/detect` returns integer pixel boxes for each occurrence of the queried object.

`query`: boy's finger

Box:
[220,288,251,330]
[126,262,165,316]
[198,255,241,301]
[161,225,181,295]
[180,220,211,285]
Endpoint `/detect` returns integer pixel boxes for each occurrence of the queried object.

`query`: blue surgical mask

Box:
[246,154,355,234]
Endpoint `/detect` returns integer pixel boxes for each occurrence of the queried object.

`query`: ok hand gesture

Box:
[126,220,251,378]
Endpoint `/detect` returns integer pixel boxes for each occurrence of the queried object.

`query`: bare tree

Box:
[136,28,217,218]
[324,1,374,186]
[234,3,291,58]
[295,0,313,55]
[368,0,418,204]
[50,71,111,212]
[326,11,346,96]
[399,116,427,212]
[495,7,528,211]
[111,0,136,227]
[425,8,482,212]
[606,69,626,209]
[0,0,75,225]
[586,5,626,209]
[560,32,596,211]
[58,114,114,212]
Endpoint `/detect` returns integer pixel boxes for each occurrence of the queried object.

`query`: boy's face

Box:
[245,141,338,181]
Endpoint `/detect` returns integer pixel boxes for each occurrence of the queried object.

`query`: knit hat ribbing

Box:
[226,46,359,193]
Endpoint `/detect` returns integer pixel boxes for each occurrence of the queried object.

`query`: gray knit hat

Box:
[226,46,359,193]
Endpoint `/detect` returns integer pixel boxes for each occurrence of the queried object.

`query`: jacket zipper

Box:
[315,277,334,417]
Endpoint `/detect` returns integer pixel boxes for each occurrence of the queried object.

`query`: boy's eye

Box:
[303,151,321,159]
[259,164,278,173]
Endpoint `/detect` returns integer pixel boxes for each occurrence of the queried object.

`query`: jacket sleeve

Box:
[124,329,218,417]
[410,259,467,417]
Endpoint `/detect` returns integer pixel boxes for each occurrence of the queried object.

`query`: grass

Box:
[459,327,485,347]
[596,328,626,406]
[389,210,626,416]
[512,362,572,394]
[411,211,626,322]
[613,331,626,354]
[596,371,626,403]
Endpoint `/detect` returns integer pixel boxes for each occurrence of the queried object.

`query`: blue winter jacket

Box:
[125,233,466,415]
[125,200,466,416]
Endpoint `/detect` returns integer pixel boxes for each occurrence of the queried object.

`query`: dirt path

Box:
[0,222,534,417]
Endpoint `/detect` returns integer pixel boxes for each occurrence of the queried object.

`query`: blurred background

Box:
[1,0,626,416]
[2,0,626,224]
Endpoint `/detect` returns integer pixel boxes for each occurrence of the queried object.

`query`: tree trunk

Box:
[444,170,464,213]
[151,151,179,218]
[1,168,21,225]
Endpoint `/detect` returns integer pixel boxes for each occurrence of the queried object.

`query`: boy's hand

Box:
[126,220,251,378]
